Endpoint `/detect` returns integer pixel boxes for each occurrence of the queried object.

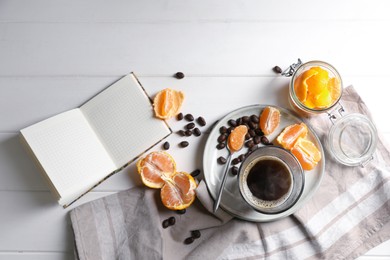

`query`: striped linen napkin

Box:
[70,86,390,260]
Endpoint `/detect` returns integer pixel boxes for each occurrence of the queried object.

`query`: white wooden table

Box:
[1,1,390,259]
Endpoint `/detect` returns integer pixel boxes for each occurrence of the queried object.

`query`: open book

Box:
[20,73,171,207]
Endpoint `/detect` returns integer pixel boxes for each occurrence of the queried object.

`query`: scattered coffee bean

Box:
[260,136,270,145]
[217,156,227,164]
[176,209,186,215]
[255,129,264,136]
[232,158,240,165]
[218,134,227,143]
[197,116,206,126]
[185,130,193,136]
[162,219,170,229]
[245,140,255,148]
[178,130,186,136]
[177,113,184,121]
[175,72,185,79]
[185,114,194,121]
[216,143,226,150]
[238,154,246,162]
[191,230,201,239]
[180,141,189,148]
[236,117,243,126]
[248,129,256,138]
[191,169,201,177]
[245,133,251,140]
[186,122,195,130]
[228,119,237,127]
[273,66,283,74]
[163,141,170,150]
[248,121,257,130]
[242,116,250,124]
[250,115,259,123]
[193,128,201,136]
[253,135,261,145]
[219,126,228,134]
[231,166,239,176]
[227,126,234,133]
[168,216,176,226]
[184,237,195,245]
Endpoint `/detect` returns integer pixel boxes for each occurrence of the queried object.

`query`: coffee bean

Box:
[238,154,246,161]
[193,128,201,136]
[232,158,240,165]
[197,116,206,126]
[261,136,270,145]
[176,209,186,215]
[185,130,192,136]
[273,66,283,74]
[253,135,261,145]
[248,121,257,130]
[250,115,259,123]
[245,140,255,148]
[191,169,201,177]
[218,134,227,143]
[162,219,170,229]
[185,114,194,121]
[255,129,264,136]
[168,216,176,226]
[245,133,251,140]
[248,129,256,138]
[227,126,234,134]
[242,116,250,124]
[216,143,226,150]
[178,130,186,136]
[175,72,185,79]
[184,237,195,245]
[180,141,189,148]
[228,119,237,127]
[191,230,201,239]
[177,113,184,121]
[219,126,228,134]
[217,156,227,164]
[236,117,243,126]
[231,166,239,176]
[186,122,195,130]
[163,141,170,150]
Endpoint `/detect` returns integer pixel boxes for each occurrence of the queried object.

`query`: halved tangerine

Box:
[137,151,176,189]
[291,137,321,171]
[153,88,184,119]
[228,125,248,152]
[259,106,280,135]
[276,123,308,150]
[160,172,197,210]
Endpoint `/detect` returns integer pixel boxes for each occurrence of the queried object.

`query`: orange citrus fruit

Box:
[137,151,176,189]
[291,137,321,171]
[276,123,308,150]
[327,77,341,102]
[259,106,281,135]
[153,88,184,119]
[160,172,197,210]
[228,125,248,152]
[294,68,318,103]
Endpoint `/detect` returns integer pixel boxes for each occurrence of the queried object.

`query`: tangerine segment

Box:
[291,137,321,171]
[228,125,248,152]
[137,151,176,189]
[294,68,318,103]
[327,77,341,103]
[276,123,308,150]
[259,106,281,136]
[160,172,197,210]
[153,88,184,119]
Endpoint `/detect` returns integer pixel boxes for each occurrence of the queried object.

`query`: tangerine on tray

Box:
[276,123,308,150]
[153,88,184,119]
[228,125,248,152]
[259,106,281,136]
[291,137,321,171]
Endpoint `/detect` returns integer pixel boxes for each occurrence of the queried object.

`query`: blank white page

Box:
[81,73,171,167]
[20,109,116,205]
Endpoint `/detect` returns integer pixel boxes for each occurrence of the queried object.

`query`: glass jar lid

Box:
[328,113,378,166]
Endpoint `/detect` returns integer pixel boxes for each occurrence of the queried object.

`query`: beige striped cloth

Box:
[70,86,390,260]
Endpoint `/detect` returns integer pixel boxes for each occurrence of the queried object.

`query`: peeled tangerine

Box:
[291,137,321,171]
[294,66,341,109]
[137,151,197,210]
[276,123,308,150]
[153,88,184,119]
[259,106,280,135]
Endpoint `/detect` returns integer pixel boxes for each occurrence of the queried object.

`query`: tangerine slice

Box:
[327,77,341,103]
[294,68,318,103]
[160,172,197,210]
[228,125,248,152]
[137,151,176,189]
[153,88,184,119]
[259,106,281,135]
[276,123,308,150]
[291,137,321,171]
